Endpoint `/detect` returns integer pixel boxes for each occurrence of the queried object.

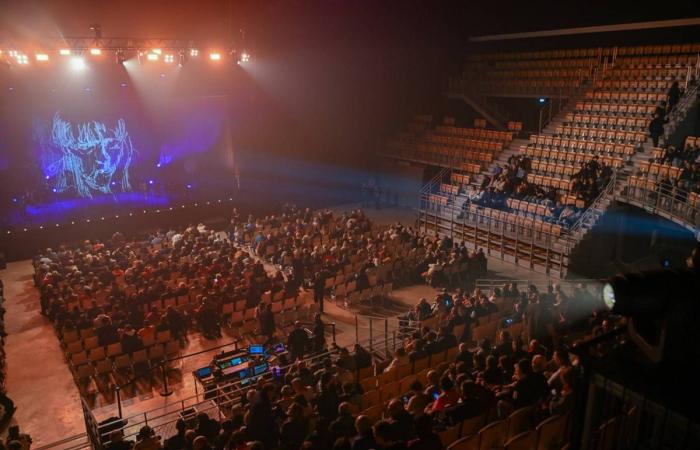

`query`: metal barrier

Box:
[474,277,600,293]
[91,320,417,450]
[618,179,700,233]
[418,178,574,277]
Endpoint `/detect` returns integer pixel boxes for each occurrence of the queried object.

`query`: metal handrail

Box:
[567,171,618,235]
[92,321,417,447]
[617,177,700,231]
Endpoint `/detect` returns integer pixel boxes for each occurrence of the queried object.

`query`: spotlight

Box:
[190,49,199,57]
[116,50,126,65]
[90,48,102,56]
[59,49,71,56]
[148,179,155,185]
[147,53,159,61]
[70,56,86,70]
[209,52,221,61]
[539,97,546,103]
[35,53,49,62]
[15,54,29,65]
[164,54,174,63]
[239,52,250,63]
[152,48,162,55]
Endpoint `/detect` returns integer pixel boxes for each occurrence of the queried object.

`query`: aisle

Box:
[1,260,86,446]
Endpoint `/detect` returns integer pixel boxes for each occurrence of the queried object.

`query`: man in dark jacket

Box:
[649,113,666,147]
[288,321,309,361]
[247,384,278,449]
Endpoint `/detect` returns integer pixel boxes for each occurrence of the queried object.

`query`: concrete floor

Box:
[2,260,86,446]
[0,205,554,446]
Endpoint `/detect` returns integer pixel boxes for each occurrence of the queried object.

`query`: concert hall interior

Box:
[0,2,700,450]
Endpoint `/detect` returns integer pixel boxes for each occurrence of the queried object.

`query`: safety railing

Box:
[664,81,699,142]
[617,179,700,232]
[474,277,601,293]
[566,172,618,243]
[418,192,574,277]
[92,321,417,450]
[419,167,451,195]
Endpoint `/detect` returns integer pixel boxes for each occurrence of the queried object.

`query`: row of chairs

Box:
[582,90,666,104]
[574,102,656,117]
[73,340,181,387]
[627,177,700,209]
[463,79,583,90]
[614,54,698,67]
[524,146,629,166]
[685,136,700,148]
[563,113,648,131]
[425,135,507,152]
[525,173,572,192]
[65,330,173,366]
[460,203,564,238]
[434,125,515,142]
[393,143,495,164]
[468,44,698,64]
[484,57,595,69]
[447,413,569,450]
[636,161,683,180]
[553,125,645,144]
[480,69,589,79]
[592,79,672,92]
[451,172,471,186]
[526,136,636,157]
[600,66,689,81]
[506,198,553,219]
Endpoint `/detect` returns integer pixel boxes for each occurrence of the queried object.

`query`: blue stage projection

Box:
[34,112,136,198]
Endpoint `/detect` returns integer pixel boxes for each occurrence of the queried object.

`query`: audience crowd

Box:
[97,278,614,450]
[461,153,613,227]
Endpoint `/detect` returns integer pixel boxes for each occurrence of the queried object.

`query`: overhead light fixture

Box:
[152,48,162,55]
[70,56,86,70]
[209,52,221,61]
[147,53,159,61]
[59,49,71,56]
[164,54,174,63]
[35,53,49,61]
[239,52,250,63]
[115,50,126,65]
[190,49,198,57]
[90,48,102,56]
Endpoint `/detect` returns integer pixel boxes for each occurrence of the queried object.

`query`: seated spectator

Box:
[548,367,576,416]
[444,380,482,426]
[429,376,459,413]
[387,399,415,442]
[374,420,408,450]
[407,414,443,450]
[352,415,378,450]
[384,347,409,373]
[281,403,309,450]
[329,402,357,445]
[133,426,159,450]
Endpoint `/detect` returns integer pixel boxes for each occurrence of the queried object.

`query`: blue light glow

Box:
[539,97,546,103]
[36,112,136,199]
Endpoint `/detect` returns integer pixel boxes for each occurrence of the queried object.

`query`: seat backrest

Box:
[479,420,507,450]
[505,430,537,450]
[536,414,568,450]
[448,434,480,450]
[507,406,534,438]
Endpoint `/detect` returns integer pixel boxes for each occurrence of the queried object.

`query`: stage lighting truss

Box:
[0,37,212,68]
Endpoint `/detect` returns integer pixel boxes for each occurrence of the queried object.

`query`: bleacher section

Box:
[384,117,515,173]
[411,43,700,275]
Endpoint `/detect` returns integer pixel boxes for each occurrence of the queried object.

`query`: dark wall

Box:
[568,203,697,278]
